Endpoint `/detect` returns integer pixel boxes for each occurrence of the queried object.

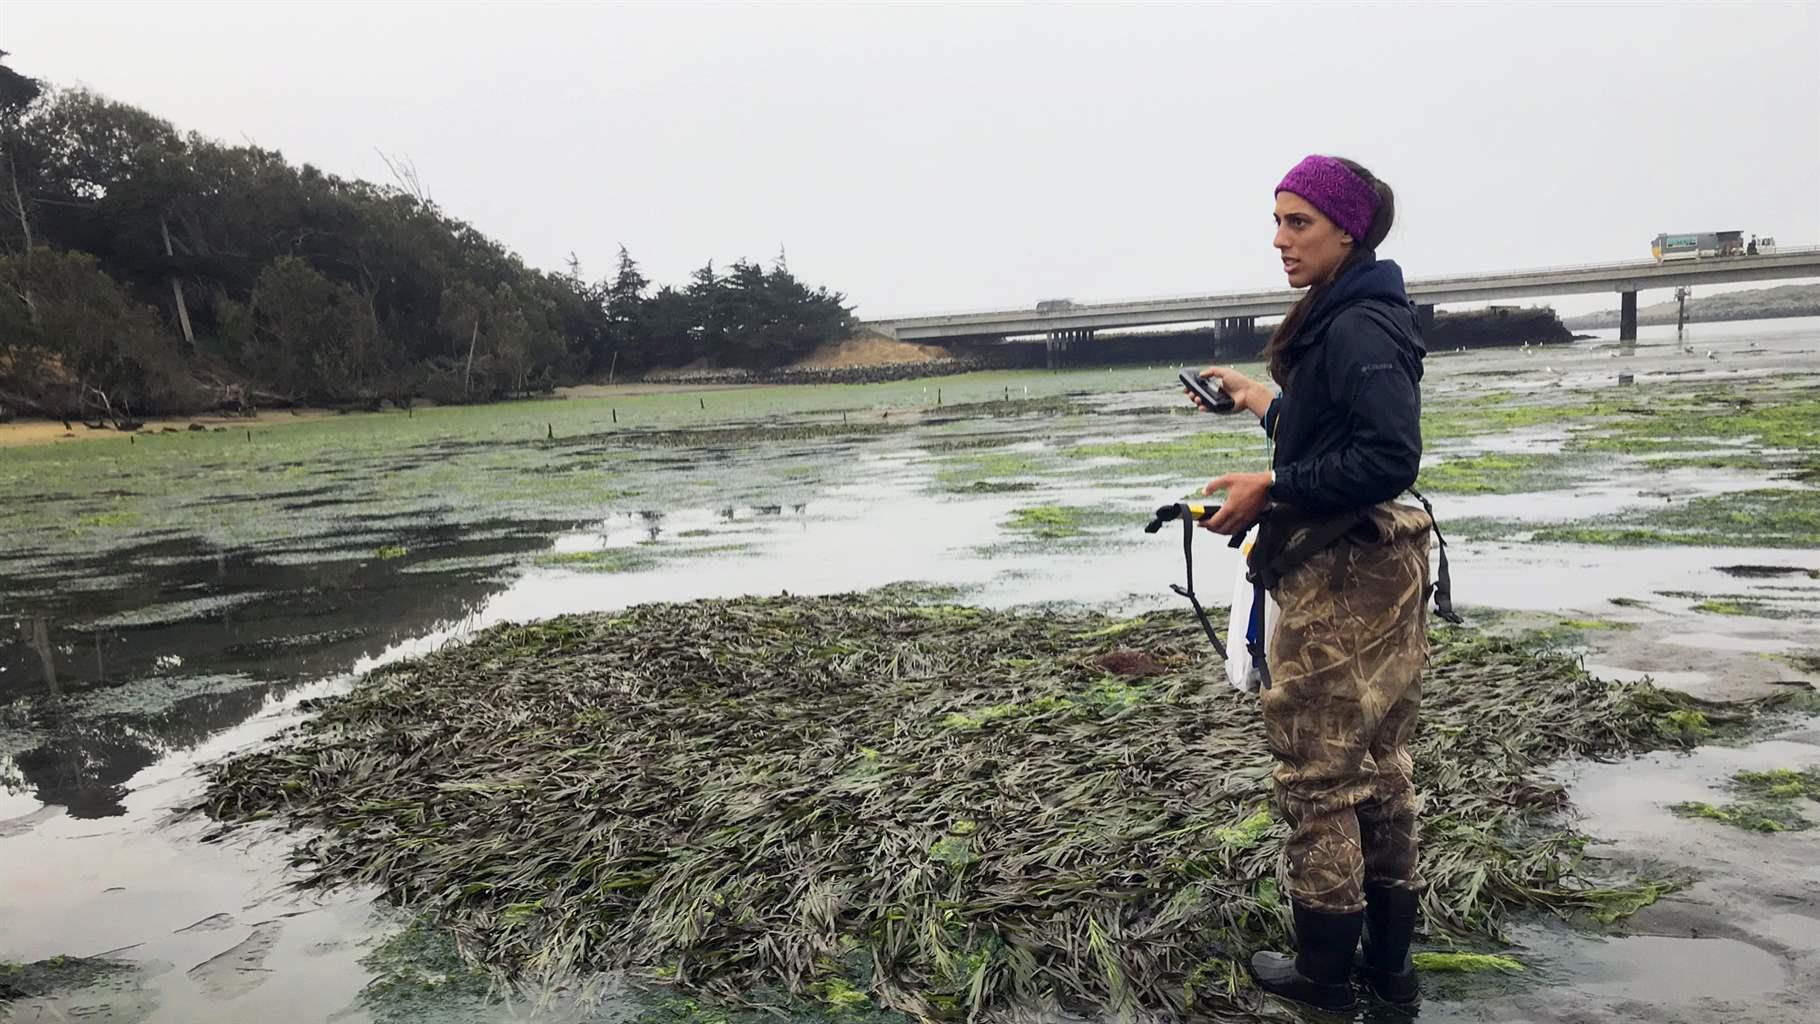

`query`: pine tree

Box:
[604,244,648,370]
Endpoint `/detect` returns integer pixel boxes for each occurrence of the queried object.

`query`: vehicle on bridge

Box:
[1035,298,1075,312]
[1651,230,1746,263]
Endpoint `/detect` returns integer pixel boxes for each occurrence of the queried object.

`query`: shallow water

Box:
[3,317,1820,1022]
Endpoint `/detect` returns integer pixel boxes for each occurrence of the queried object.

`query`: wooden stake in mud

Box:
[700,398,705,410]
[612,409,618,424]
[29,615,58,695]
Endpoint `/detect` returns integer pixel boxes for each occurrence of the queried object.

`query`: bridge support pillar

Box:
[1045,329,1093,369]
[1212,317,1261,360]
[1418,304,1435,336]
[1619,290,1638,341]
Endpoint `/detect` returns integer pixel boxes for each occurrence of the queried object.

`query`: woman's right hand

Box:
[1194,366,1272,417]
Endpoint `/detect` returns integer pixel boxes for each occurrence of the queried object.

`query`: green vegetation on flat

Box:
[1670,766,1820,833]
[199,599,1809,1020]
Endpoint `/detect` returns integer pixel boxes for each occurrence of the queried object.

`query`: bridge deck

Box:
[870,247,1820,340]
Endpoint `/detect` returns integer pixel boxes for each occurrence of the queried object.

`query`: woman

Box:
[1191,155,1431,1013]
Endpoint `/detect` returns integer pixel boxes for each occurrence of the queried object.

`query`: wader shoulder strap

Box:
[1144,502,1240,659]
[1407,487,1463,624]
[1248,572,1272,691]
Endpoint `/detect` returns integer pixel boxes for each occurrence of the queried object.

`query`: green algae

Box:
[1732,767,1820,802]
[1420,402,1608,442]
[1569,394,1820,457]
[1064,429,1262,473]
[1658,710,1713,742]
[1409,952,1525,974]
[1531,488,1820,549]
[1416,452,1587,495]
[1670,800,1811,833]
[536,547,662,574]
[1557,618,1634,631]
[1670,765,1820,834]
[356,917,496,1022]
[1002,505,1129,540]
[933,450,1056,491]
[1212,810,1276,850]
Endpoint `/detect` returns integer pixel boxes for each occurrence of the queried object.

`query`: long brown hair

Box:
[1261,157,1396,384]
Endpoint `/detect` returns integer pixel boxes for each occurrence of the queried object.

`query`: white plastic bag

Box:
[1224,536,1279,693]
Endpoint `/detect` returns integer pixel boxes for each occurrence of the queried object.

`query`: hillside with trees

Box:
[0,56,853,424]
[1562,283,1820,330]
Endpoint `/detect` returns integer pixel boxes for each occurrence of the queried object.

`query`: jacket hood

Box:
[1290,254,1421,355]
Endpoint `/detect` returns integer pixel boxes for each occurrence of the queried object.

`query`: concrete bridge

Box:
[866,246,1820,355]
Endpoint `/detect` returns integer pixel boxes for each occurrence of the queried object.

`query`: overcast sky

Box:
[7,2,1818,318]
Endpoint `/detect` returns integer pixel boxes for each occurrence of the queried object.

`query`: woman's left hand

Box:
[1199,472,1272,534]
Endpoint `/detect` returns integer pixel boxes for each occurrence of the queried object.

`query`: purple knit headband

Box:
[1275,155,1379,241]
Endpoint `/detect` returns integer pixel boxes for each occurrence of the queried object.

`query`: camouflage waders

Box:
[1257,502,1431,915]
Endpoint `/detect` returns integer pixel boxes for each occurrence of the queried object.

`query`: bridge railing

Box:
[1408,245,1820,286]
[867,245,1820,324]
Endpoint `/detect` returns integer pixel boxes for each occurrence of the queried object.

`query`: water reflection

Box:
[0,503,841,819]
[0,522,567,818]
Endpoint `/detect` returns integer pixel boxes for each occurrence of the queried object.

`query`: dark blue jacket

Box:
[1261,255,1425,512]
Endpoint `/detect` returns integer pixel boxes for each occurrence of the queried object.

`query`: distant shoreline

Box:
[1563,283,1820,330]
[1564,307,1820,330]
[0,382,754,450]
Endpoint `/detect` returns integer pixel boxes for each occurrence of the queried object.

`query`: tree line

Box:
[0,56,854,423]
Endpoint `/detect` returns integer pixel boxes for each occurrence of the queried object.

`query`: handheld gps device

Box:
[1179,368,1236,413]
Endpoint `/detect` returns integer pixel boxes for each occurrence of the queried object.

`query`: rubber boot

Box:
[1249,903,1363,1013]
[1360,881,1421,1008]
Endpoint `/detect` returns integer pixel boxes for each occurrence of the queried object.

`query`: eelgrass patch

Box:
[535,544,752,575]
[536,547,663,574]
[1416,453,1591,496]
[1525,488,1820,549]
[197,597,1809,1021]
[949,481,1038,495]
[1669,800,1812,833]
[1780,649,1820,674]
[1001,505,1130,541]
[931,450,1060,493]
[1061,430,1263,480]
[1567,393,1820,460]
[1421,401,1617,442]
[1670,765,1820,833]
[1733,766,1820,801]
[0,955,134,1003]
